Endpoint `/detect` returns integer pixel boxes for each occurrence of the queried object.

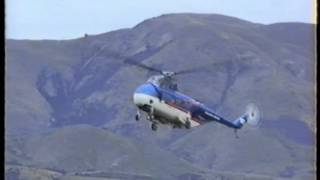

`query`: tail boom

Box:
[201,103,260,129]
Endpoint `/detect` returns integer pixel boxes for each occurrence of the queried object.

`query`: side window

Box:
[162,92,175,103]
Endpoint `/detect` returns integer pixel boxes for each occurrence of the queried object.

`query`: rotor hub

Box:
[161,71,176,77]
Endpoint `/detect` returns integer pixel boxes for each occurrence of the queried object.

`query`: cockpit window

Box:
[147,75,163,86]
[147,75,179,91]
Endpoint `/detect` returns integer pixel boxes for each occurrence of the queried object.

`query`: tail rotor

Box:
[245,103,261,128]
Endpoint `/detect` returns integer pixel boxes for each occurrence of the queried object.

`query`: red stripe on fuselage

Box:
[165,102,189,113]
[191,117,202,125]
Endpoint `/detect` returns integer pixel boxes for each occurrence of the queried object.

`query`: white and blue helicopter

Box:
[126,59,260,133]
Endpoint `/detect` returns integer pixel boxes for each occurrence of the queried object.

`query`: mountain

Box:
[6,125,287,180]
[5,13,316,179]
[5,125,205,179]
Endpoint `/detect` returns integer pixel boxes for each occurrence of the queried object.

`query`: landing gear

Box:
[135,110,140,121]
[147,107,155,121]
[147,114,155,121]
[136,106,158,131]
[151,123,158,131]
[185,120,191,129]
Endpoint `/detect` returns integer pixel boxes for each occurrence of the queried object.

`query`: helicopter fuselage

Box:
[133,82,243,130]
[123,58,259,131]
[134,83,201,128]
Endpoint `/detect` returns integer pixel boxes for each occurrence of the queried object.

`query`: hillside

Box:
[5,13,316,179]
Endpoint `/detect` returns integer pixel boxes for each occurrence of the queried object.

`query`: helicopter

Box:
[125,58,261,133]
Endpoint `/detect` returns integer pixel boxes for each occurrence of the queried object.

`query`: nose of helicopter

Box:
[133,83,159,107]
[133,93,148,107]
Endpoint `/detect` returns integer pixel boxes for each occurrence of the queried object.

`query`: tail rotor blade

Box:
[245,103,261,127]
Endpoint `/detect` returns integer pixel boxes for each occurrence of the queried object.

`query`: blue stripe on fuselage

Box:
[134,83,159,97]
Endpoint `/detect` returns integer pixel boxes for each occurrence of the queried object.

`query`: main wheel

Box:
[135,114,139,121]
[185,120,191,129]
[151,123,158,131]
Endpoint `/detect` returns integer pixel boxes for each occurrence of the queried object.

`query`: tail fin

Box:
[233,103,260,129]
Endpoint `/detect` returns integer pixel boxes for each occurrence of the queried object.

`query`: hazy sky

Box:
[6,0,316,40]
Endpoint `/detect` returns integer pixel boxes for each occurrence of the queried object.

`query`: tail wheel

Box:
[151,123,158,131]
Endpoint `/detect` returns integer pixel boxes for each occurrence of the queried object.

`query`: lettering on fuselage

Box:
[204,111,221,120]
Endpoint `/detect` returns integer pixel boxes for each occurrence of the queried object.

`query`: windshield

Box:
[147,75,163,86]
[147,75,178,91]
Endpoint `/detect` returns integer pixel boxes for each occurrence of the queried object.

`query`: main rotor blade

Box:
[175,60,231,75]
[123,58,163,74]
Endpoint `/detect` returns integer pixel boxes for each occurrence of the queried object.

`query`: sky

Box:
[6,0,317,40]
